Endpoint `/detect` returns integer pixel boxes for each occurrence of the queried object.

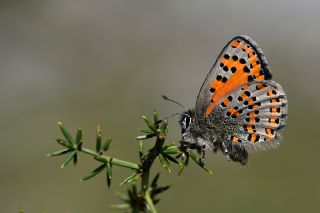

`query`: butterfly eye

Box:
[179,112,192,135]
[185,116,191,127]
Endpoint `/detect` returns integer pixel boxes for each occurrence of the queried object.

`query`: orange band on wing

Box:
[205,42,263,117]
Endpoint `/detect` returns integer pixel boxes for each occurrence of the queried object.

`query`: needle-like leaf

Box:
[178,153,189,175]
[75,128,82,146]
[135,133,156,140]
[153,111,159,129]
[142,115,157,132]
[153,111,159,123]
[115,192,130,203]
[73,151,79,165]
[58,122,74,146]
[151,173,160,188]
[120,173,140,185]
[102,137,112,152]
[160,120,168,135]
[106,161,112,188]
[110,203,130,210]
[81,163,107,181]
[162,153,179,165]
[96,126,102,153]
[189,151,213,175]
[56,138,71,148]
[178,163,185,176]
[60,151,76,169]
[138,128,153,134]
[162,145,180,155]
[47,148,71,157]
[153,185,170,195]
[158,153,171,173]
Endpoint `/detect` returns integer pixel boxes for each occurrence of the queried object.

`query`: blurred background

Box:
[0,0,319,212]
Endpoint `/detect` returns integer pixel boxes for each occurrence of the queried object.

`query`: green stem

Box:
[140,131,166,193]
[81,148,139,170]
[145,189,158,213]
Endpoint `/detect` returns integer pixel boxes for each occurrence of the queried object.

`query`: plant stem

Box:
[81,148,140,170]
[140,130,166,193]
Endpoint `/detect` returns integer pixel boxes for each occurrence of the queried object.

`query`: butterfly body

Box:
[179,35,288,165]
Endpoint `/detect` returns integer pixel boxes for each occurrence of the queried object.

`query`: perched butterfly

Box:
[177,35,288,165]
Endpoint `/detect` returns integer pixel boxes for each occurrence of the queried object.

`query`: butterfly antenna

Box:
[161,95,185,110]
[160,112,181,122]
[155,95,185,125]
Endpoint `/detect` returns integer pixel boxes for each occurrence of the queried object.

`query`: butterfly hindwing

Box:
[195,35,272,123]
[214,80,288,151]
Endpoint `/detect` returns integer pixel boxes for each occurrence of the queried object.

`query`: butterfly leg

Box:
[179,141,206,164]
[193,144,206,164]
[199,144,206,164]
[179,140,199,151]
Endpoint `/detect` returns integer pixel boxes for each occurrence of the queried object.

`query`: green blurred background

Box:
[1,0,319,212]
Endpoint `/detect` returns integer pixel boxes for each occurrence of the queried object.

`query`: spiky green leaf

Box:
[106,161,112,188]
[178,163,186,176]
[153,185,170,195]
[178,153,189,175]
[47,148,71,157]
[58,122,74,146]
[189,151,213,175]
[139,141,144,159]
[81,163,107,181]
[75,128,82,146]
[153,111,160,129]
[142,115,157,132]
[160,120,168,135]
[60,151,76,169]
[127,187,134,201]
[131,184,137,196]
[153,111,159,123]
[120,173,140,185]
[163,153,179,165]
[151,173,160,188]
[73,151,79,165]
[135,133,156,140]
[102,137,112,152]
[138,128,153,134]
[96,126,102,152]
[56,138,71,148]
[158,153,171,173]
[115,192,130,203]
[110,204,130,210]
[162,145,180,155]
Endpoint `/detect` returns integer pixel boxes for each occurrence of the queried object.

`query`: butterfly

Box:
[178,35,288,165]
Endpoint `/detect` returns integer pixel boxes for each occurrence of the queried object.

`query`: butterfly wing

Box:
[213,80,288,151]
[194,35,288,156]
[195,35,272,124]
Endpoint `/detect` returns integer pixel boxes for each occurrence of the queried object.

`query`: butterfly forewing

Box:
[195,35,272,123]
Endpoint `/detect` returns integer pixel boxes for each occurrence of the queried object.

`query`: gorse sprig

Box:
[48,111,212,212]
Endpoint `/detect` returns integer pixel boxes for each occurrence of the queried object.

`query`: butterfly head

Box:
[179,109,199,144]
[160,95,199,144]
